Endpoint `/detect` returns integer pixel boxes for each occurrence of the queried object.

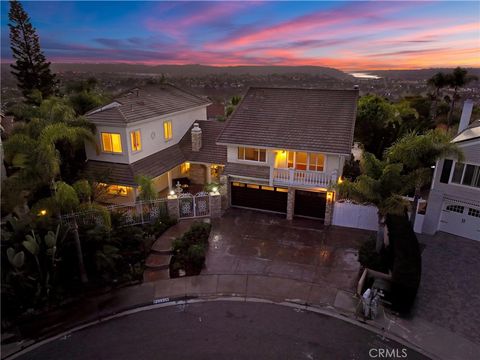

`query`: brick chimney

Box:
[458,99,473,134]
[191,122,202,152]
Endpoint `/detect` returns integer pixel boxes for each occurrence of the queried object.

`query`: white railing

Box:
[273,168,337,187]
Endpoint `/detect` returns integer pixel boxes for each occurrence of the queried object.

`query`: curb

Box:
[4,295,435,360]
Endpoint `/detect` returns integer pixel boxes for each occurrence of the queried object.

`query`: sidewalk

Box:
[3,274,479,360]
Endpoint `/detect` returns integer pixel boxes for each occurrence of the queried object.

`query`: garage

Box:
[231,182,288,213]
[294,190,326,219]
[439,200,480,240]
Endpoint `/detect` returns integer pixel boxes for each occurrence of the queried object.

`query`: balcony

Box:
[272,168,337,188]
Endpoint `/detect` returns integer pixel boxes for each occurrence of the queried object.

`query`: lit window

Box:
[295,152,307,170]
[308,153,325,172]
[101,133,122,153]
[108,185,129,196]
[232,182,245,187]
[237,147,266,162]
[130,130,142,152]
[163,121,173,141]
[276,187,288,192]
[181,162,190,174]
[246,184,260,189]
[262,186,275,191]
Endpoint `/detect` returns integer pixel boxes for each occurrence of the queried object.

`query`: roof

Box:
[179,120,227,164]
[84,120,226,186]
[223,162,270,180]
[207,103,225,119]
[217,87,358,155]
[86,84,211,124]
[452,120,480,143]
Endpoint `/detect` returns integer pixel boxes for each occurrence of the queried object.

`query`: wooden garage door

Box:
[231,182,288,213]
[294,190,326,219]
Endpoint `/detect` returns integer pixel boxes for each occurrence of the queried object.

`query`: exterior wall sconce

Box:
[168,190,177,199]
[326,191,334,203]
[38,209,47,216]
[210,186,220,195]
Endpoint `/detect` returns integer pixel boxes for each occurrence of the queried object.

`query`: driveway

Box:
[414,232,480,345]
[203,208,372,292]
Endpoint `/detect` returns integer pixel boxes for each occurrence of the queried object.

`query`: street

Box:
[15,301,428,360]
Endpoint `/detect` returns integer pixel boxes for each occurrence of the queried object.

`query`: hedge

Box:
[386,214,422,314]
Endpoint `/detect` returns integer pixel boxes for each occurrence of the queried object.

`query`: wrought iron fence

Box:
[178,192,210,218]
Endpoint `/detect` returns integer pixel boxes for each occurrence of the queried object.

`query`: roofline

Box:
[246,86,360,93]
[452,137,480,145]
[215,142,351,156]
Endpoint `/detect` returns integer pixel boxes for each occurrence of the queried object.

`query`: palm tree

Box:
[385,129,464,226]
[337,153,409,252]
[445,67,478,127]
[135,174,157,201]
[427,72,448,122]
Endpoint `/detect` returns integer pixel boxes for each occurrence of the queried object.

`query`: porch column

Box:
[324,191,334,226]
[286,188,295,220]
[210,193,222,219]
[206,164,212,184]
[167,170,172,190]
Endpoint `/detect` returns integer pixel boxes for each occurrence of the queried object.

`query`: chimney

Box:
[191,122,202,152]
[458,99,473,134]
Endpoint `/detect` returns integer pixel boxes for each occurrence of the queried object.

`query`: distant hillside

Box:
[34,63,354,81]
[367,68,480,81]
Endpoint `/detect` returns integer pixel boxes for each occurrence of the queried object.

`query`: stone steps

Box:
[145,253,172,270]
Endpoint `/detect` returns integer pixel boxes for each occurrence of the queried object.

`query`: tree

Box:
[385,129,464,226]
[135,175,157,201]
[337,153,409,251]
[8,0,57,103]
[427,72,448,122]
[445,67,478,127]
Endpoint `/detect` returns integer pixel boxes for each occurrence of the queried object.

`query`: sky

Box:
[1,1,479,71]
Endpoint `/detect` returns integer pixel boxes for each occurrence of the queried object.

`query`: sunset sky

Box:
[1,1,479,70]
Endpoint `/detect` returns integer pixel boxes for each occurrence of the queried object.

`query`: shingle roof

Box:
[179,120,227,164]
[223,163,270,180]
[84,120,227,186]
[87,84,211,124]
[217,87,358,155]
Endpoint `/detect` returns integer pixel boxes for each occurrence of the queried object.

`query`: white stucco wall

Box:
[85,106,207,164]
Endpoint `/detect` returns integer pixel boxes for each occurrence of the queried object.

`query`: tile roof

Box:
[84,120,227,186]
[179,120,227,165]
[223,162,270,180]
[86,84,211,124]
[207,103,225,119]
[217,87,358,155]
[453,119,480,143]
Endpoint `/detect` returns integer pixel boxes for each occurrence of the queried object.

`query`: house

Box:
[83,84,226,203]
[84,85,359,225]
[207,103,225,120]
[423,100,480,241]
[216,87,358,224]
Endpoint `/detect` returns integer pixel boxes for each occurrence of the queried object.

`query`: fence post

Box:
[167,194,179,220]
[209,193,222,219]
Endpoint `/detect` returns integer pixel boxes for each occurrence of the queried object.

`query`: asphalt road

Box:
[16,301,428,360]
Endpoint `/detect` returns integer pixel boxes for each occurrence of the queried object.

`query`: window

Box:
[232,182,245,187]
[237,147,266,162]
[276,187,288,193]
[181,162,190,174]
[468,208,480,218]
[295,152,307,170]
[163,121,173,141]
[308,153,325,171]
[261,186,275,191]
[246,184,260,189]
[101,133,122,153]
[445,205,464,213]
[450,162,480,188]
[440,159,453,184]
[287,152,294,168]
[130,130,142,152]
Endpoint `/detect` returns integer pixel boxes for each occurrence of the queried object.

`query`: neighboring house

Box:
[423,100,480,241]
[217,87,358,223]
[84,84,226,203]
[207,103,225,120]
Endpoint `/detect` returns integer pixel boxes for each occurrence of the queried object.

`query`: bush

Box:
[386,214,422,315]
[358,237,389,273]
[145,215,177,239]
[170,221,211,276]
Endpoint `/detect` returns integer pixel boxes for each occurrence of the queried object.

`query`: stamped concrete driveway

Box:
[203,208,372,293]
[414,232,480,345]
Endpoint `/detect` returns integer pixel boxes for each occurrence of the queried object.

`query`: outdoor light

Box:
[337,177,343,184]
[212,186,218,193]
[169,190,175,196]
[38,209,47,216]
[326,191,334,202]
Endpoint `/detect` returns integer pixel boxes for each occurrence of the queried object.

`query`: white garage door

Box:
[439,200,480,241]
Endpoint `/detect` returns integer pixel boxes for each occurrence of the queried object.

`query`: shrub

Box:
[145,215,177,239]
[358,236,389,273]
[386,214,422,315]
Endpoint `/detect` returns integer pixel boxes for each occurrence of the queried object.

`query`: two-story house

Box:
[217,87,358,222]
[422,100,480,241]
[83,84,226,203]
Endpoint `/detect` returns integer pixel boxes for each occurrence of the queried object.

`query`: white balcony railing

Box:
[272,168,337,187]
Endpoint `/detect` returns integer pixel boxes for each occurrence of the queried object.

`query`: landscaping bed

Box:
[169,221,212,278]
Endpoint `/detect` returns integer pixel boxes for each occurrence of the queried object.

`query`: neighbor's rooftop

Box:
[216,87,359,155]
[86,84,211,124]
[452,119,480,143]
